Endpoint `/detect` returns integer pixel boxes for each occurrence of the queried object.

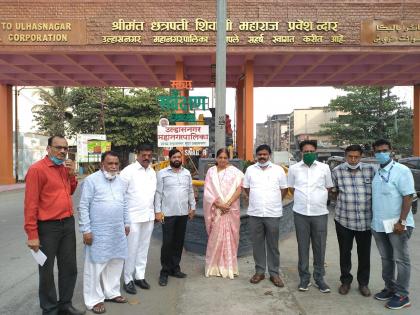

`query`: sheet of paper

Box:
[31,249,47,266]
[382,218,407,234]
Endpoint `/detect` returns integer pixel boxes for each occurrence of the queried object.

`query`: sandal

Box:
[92,302,106,314]
[105,296,127,303]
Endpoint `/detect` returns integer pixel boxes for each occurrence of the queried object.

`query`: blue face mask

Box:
[50,156,64,165]
[375,152,391,164]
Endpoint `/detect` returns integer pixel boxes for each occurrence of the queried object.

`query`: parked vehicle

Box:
[399,157,420,194]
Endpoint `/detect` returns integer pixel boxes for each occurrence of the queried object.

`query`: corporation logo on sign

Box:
[159,118,170,127]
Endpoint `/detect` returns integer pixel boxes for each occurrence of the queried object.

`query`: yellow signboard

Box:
[0,20,87,45]
[361,20,420,45]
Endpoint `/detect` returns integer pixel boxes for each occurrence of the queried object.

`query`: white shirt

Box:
[288,160,333,216]
[120,161,157,223]
[243,162,288,217]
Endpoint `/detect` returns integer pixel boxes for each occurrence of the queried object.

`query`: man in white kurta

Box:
[78,152,130,313]
[120,144,157,294]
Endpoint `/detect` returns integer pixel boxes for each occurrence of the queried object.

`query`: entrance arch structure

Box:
[1,0,420,183]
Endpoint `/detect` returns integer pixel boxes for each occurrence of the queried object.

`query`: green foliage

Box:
[319,86,412,153]
[35,86,169,163]
[67,87,168,152]
[33,87,72,136]
[388,106,413,155]
[104,88,167,149]
[242,160,255,173]
[67,87,106,134]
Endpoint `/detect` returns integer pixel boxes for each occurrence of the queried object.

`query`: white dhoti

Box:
[124,220,154,284]
[83,255,124,309]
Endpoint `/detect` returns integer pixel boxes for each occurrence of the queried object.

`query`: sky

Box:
[190,86,414,129]
[18,86,414,135]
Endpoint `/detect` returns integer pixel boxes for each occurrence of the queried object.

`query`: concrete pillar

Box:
[235,78,244,159]
[0,85,15,184]
[244,60,254,161]
[414,85,420,156]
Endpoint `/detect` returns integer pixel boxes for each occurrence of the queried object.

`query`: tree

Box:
[33,87,73,136]
[105,88,166,148]
[389,106,413,155]
[68,87,107,135]
[68,87,168,165]
[319,86,412,153]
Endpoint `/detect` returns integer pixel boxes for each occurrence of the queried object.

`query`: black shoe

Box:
[134,279,151,289]
[159,274,168,286]
[170,271,187,278]
[59,305,86,315]
[123,280,137,294]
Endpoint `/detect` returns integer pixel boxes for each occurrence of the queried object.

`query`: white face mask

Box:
[102,170,117,181]
[344,162,361,170]
[257,160,271,167]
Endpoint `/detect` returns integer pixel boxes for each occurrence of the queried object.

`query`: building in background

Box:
[289,107,343,152]
[255,114,289,151]
[255,107,344,161]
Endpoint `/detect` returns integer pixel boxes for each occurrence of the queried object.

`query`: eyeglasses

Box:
[51,146,69,151]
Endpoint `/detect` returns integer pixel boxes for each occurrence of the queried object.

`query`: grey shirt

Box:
[154,166,196,216]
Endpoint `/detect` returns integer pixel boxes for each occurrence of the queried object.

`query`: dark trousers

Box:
[248,216,281,277]
[294,212,328,283]
[335,220,371,286]
[38,216,77,315]
[160,215,188,276]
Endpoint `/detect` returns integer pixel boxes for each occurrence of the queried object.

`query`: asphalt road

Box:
[1,187,419,315]
[0,188,184,315]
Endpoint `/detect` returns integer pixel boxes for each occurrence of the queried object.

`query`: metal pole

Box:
[14,86,19,182]
[215,0,227,152]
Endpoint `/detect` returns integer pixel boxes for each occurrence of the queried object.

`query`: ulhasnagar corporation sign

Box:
[157,125,209,148]
[0,20,87,45]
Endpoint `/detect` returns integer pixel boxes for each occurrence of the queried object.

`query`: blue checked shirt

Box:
[331,163,376,231]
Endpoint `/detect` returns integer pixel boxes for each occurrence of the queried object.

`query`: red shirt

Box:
[24,156,78,240]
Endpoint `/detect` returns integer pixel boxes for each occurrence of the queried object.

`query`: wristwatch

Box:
[398,219,407,226]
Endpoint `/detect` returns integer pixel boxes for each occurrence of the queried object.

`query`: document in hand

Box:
[30,249,47,266]
[382,218,407,234]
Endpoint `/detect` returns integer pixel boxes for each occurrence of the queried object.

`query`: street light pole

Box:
[215,0,227,152]
[14,86,19,182]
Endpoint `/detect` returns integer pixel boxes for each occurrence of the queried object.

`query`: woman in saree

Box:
[203,148,244,279]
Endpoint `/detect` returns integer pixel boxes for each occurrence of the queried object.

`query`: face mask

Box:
[303,152,317,166]
[103,170,117,181]
[257,160,270,167]
[375,152,391,165]
[50,156,64,165]
[344,162,361,170]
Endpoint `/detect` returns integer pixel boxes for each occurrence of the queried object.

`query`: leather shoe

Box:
[250,273,265,284]
[59,305,86,315]
[123,281,137,295]
[270,275,284,287]
[159,274,168,286]
[170,271,187,278]
[339,283,351,295]
[359,285,371,297]
[134,279,151,289]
